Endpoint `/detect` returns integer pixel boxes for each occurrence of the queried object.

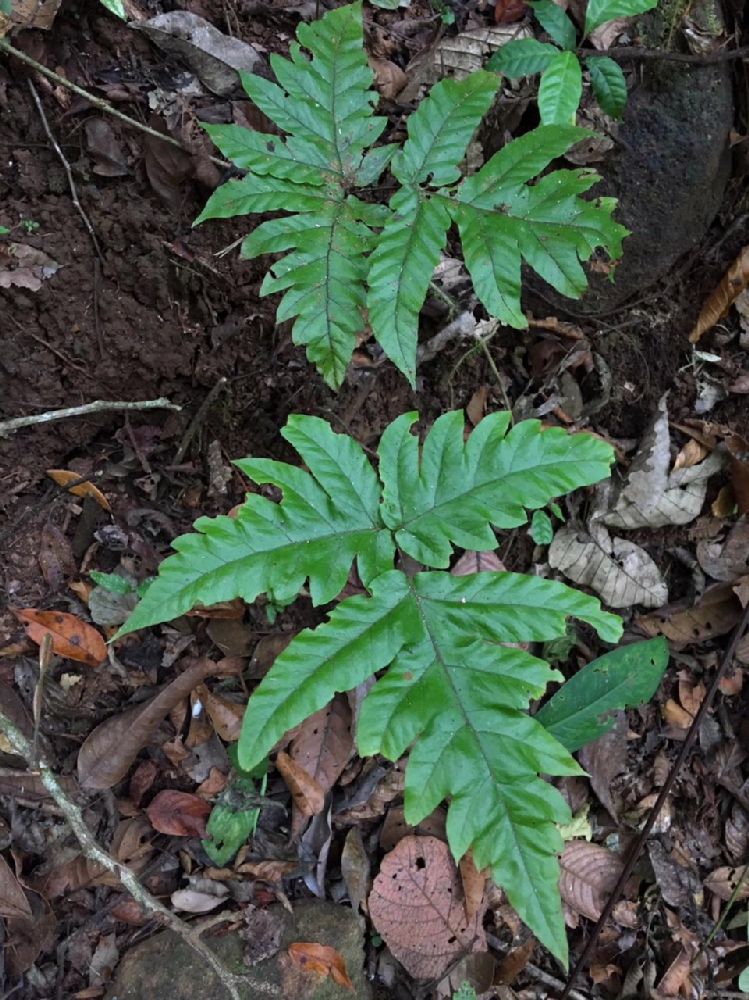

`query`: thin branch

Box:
[559,602,749,999]
[0,711,280,999]
[0,397,182,438]
[27,79,104,263]
[174,377,228,464]
[0,39,230,171]
[579,44,749,64]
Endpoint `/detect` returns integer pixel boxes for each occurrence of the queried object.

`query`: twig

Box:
[579,44,749,64]
[0,711,280,999]
[27,79,104,263]
[0,397,181,437]
[0,39,230,171]
[559,602,749,999]
[174,377,228,464]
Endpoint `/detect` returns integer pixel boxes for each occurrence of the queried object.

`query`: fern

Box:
[117,410,628,962]
[197,2,626,388]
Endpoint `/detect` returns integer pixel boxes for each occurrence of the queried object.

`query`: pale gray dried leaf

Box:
[696,521,749,582]
[0,243,59,291]
[88,585,138,627]
[136,12,265,95]
[648,841,700,909]
[549,525,668,608]
[171,885,228,913]
[560,841,623,921]
[84,119,129,177]
[89,932,119,987]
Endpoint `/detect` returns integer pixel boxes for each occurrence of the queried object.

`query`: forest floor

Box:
[1,0,748,997]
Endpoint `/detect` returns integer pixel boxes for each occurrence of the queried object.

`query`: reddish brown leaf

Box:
[289,695,352,797]
[690,245,749,342]
[14,608,106,667]
[495,0,528,21]
[636,582,742,644]
[0,853,31,920]
[466,385,489,427]
[459,852,487,924]
[145,790,212,837]
[367,57,407,100]
[196,683,245,742]
[276,750,325,818]
[560,841,624,921]
[110,897,150,925]
[287,942,354,990]
[77,658,226,789]
[46,469,111,511]
[368,835,486,980]
[704,865,749,901]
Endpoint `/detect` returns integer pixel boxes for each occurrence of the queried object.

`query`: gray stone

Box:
[106,901,371,1000]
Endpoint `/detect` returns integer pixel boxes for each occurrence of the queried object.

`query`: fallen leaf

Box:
[110,898,150,925]
[89,932,119,987]
[289,695,352,799]
[704,865,749,901]
[495,0,528,22]
[0,854,31,920]
[578,712,627,819]
[145,790,212,837]
[276,751,325,818]
[196,683,244,742]
[0,243,59,291]
[369,835,487,980]
[452,550,505,575]
[46,469,111,511]
[678,672,706,717]
[85,119,129,177]
[726,434,749,515]
[77,658,227,789]
[0,0,61,34]
[690,244,749,343]
[589,16,629,48]
[560,841,624,921]
[656,946,694,996]
[662,699,694,729]
[287,942,354,990]
[340,826,370,916]
[368,56,407,99]
[673,438,710,470]
[171,884,228,913]
[38,523,76,588]
[459,852,487,924]
[636,582,742,643]
[14,609,106,667]
[696,521,749,581]
[243,903,285,966]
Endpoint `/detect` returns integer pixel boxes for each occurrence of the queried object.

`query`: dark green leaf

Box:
[531,0,578,49]
[586,55,628,118]
[538,51,583,124]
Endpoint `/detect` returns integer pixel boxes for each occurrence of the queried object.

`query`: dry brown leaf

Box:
[636,582,742,644]
[379,803,447,850]
[368,835,486,980]
[14,609,106,667]
[110,897,150,925]
[0,243,60,290]
[340,827,370,916]
[735,575,749,608]
[289,695,352,797]
[4,895,57,979]
[145,790,212,837]
[452,549,505,574]
[712,485,736,517]
[494,938,534,985]
[287,942,354,990]
[0,0,61,34]
[726,434,749,515]
[673,438,710,471]
[656,946,694,996]
[704,865,749,901]
[677,673,706,716]
[466,385,489,427]
[46,469,111,511]
[368,56,407,99]
[579,712,627,819]
[236,860,298,882]
[690,245,749,343]
[495,0,528,22]
[196,683,244,742]
[38,523,76,589]
[77,658,225,789]
[0,854,31,920]
[559,841,624,921]
[459,852,487,924]
[728,373,749,394]
[662,699,694,729]
[276,750,325,818]
[696,521,749,581]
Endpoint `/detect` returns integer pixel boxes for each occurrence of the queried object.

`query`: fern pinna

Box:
[197,2,627,388]
[118,411,625,962]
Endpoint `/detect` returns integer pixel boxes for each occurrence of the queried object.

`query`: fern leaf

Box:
[378,410,615,566]
[115,416,393,637]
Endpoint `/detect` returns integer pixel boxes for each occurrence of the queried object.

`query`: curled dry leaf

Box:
[0,853,32,920]
[368,835,487,980]
[368,56,407,99]
[704,865,749,901]
[145,790,212,837]
[14,609,106,667]
[560,841,624,922]
[459,852,487,924]
[276,750,325,818]
[287,942,354,990]
[171,884,229,913]
[690,244,749,343]
[196,683,244,742]
[77,658,226,789]
[289,694,353,797]
[46,469,111,511]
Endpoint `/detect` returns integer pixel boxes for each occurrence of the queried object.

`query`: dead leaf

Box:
[369,835,487,980]
[690,245,749,342]
[589,16,629,48]
[0,0,61,34]
[662,699,694,729]
[636,582,742,644]
[145,790,212,837]
[704,865,749,901]
[726,433,749,515]
[696,521,749,581]
[287,942,354,990]
[276,751,325,818]
[0,853,32,920]
[110,898,150,925]
[46,469,111,510]
[495,0,528,22]
[560,841,624,921]
[673,438,710,470]
[452,550,505,575]
[89,932,119,987]
[77,658,227,789]
[14,609,106,667]
[38,523,76,589]
[243,903,285,966]
[289,695,352,798]
[0,243,59,291]
[459,852,487,923]
[340,826,370,916]
[678,672,706,717]
[466,385,489,427]
[196,683,244,742]
[368,57,407,99]
[579,712,627,819]
[171,882,228,913]
[84,119,129,177]
[656,946,694,996]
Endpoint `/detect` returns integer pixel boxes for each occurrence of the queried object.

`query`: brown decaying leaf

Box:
[495,0,528,21]
[38,523,76,588]
[452,549,505,575]
[289,694,352,797]
[368,835,487,980]
[727,434,749,515]
[459,852,487,924]
[46,469,111,511]
[0,853,32,920]
[579,712,627,819]
[145,790,212,837]
[466,385,489,427]
[704,865,749,901]
[689,245,749,343]
[340,826,370,916]
[636,582,742,644]
[77,658,228,789]
[110,898,149,925]
[14,609,107,667]
[673,438,710,471]
[559,841,624,921]
[195,683,244,742]
[276,750,325,818]
[287,942,354,990]
[696,521,749,582]
[656,946,695,996]
[4,894,57,979]
[368,56,407,99]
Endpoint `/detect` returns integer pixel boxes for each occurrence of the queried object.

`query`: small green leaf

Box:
[740,961,749,992]
[530,510,554,544]
[584,0,658,35]
[531,0,577,49]
[536,637,669,751]
[586,56,628,118]
[98,0,127,18]
[487,38,560,77]
[538,51,583,125]
[452,985,478,1000]
[89,571,136,595]
[0,224,9,234]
